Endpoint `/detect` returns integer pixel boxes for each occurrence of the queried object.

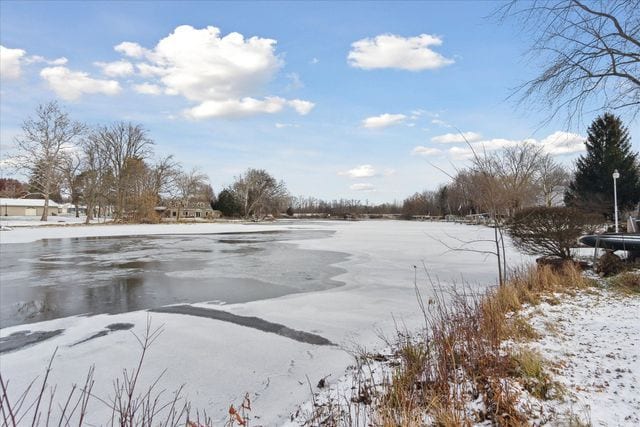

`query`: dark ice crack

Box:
[150,305,335,346]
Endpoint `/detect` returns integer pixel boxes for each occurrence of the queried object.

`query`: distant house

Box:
[163,200,220,220]
[61,203,87,216]
[0,198,62,216]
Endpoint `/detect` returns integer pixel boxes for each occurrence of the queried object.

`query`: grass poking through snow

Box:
[294,263,600,426]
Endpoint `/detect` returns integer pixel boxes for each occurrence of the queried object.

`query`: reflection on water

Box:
[0,230,346,328]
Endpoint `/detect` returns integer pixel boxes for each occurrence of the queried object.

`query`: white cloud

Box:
[448,132,586,160]
[449,138,520,160]
[25,55,68,66]
[362,113,407,129]
[139,25,281,101]
[339,164,377,178]
[383,168,396,176]
[49,57,68,66]
[539,131,585,154]
[286,72,304,89]
[350,183,375,191]
[275,123,299,129]
[133,82,162,95]
[288,99,315,115]
[431,118,451,127]
[412,146,442,156]
[185,97,287,119]
[348,34,454,71]
[114,41,147,58]
[431,131,482,144]
[310,57,319,64]
[0,45,26,79]
[94,60,134,77]
[40,66,121,101]
[136,62,165,77]
[449,146,475,160]
[114,25,314,118]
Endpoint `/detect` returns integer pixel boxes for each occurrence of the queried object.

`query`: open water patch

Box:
[1,230,346,328]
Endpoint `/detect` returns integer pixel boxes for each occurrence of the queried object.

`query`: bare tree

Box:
[537,154,571,207]
[232,168,289,219]
[401,190,440,218]
[78,134,112,223]
[436,141,544,286]
[13,102,85,221]
[174,168,209,220]
[91,122,154,221]
[60,150,83,217]
[446,170,479,215]
[149,155,180,200]
[496,143,546,215]
[500,0,640,123]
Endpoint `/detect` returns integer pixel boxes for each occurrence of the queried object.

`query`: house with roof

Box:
[0,198,62,216]
[162,200,220,220]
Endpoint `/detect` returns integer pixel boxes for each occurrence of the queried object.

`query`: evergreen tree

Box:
[565,113,640,216]
[213,188,242,217]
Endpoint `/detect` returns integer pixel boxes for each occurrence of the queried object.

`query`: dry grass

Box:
[511,348,563,400]
[608,271,640,294]
[366,263,591,426]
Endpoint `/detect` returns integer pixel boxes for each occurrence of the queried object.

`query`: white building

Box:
[0,198,62,216]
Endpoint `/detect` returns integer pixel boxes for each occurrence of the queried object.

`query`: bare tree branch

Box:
[499,0,640,125]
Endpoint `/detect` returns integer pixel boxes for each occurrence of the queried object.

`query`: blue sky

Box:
[1,1,638,203]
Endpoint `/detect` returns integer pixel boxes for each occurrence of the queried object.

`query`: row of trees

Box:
[403,113,638,221]
[6,105,637,225]
[9,102,304,223]
[10,102,214,222]
[215,182,402,219]
[290,196,401,216]
[0,178,29,199]
[402,144,570,219]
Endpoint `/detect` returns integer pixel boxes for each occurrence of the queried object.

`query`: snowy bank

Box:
[285,269,640,426]
[525,286,640,425]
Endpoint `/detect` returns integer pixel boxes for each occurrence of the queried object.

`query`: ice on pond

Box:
[0,230,346,327]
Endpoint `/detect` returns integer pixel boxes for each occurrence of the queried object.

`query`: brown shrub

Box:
[609,271,640,293]
[374,263,590,425]
[596,251,623,276]
[507,207,603,259]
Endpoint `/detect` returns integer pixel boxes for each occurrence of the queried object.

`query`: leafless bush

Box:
[0,316,228,427]
[507,206,603,259]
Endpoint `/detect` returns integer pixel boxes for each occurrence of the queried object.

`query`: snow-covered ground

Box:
[526,287,640,426]
[0,215,109,228]
[284,279,640,427]
[1,220,531,424]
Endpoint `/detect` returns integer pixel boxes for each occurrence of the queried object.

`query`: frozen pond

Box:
[0,230,346,328]
[0,221,534,425]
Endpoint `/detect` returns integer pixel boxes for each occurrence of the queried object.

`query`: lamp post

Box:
[613,169,620,233]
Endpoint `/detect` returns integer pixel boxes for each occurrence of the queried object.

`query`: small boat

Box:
[579,233,640,251]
